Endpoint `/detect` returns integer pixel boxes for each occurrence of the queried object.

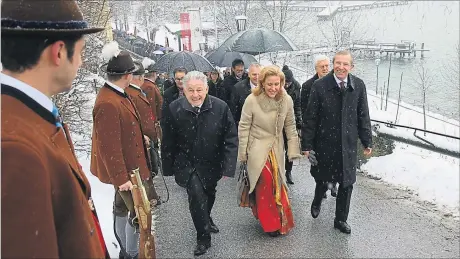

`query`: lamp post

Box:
[375,54,381,95]
[235,15,248,32]
[199,41,207,56]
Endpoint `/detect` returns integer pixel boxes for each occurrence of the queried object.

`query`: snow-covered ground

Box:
[362,94,460,219]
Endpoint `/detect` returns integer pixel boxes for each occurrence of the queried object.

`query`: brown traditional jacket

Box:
[1,84,108,258]
[125,84,157,140]
[142,78,163,121]
[90,83,151,187]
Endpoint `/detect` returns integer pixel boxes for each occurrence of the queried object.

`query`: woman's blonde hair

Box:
[252,65,285,100]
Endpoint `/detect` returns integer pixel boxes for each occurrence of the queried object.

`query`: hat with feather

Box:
[142,57,157,73]
[1,0,104,35]
[99,41,139,75]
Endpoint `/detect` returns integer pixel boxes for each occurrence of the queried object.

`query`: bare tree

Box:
[52,0,111,156]
[413,61,433,136]
[442,42,460,92]
[316,8,371,51]
[258,0,314,33]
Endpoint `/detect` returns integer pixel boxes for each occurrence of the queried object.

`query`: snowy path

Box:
[84,158,459,258]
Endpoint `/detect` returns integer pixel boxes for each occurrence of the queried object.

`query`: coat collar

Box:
[178,94,212,115]
[257,91,285,113]
[104,82,127,97]
[1,84,56,126]
[325,71,355,91]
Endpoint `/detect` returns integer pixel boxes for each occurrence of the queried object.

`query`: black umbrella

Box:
[205,49,257,68]
[151,51,215,74]
[220,28,298,55]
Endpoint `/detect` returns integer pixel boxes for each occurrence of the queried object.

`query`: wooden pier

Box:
[289,1,410,18]
[349,40,430,58]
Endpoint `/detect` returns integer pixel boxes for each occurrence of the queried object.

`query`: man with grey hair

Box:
[231,62,261,125]
[161,71,238,256]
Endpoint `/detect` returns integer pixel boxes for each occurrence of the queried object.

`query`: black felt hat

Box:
[1,0,105,35]
[99,42,139,75]
[133,62,145,75]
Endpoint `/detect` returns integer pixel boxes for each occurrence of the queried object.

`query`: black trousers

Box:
[313,181,353,222]
[187,172,217,245]
[283,130,293,173]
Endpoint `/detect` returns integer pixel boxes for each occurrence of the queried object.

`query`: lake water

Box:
[283,1,459,120]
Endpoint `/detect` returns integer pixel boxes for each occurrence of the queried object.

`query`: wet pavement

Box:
[153,158,460,258]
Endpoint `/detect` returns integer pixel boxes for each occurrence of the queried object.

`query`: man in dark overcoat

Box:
[91,42,154,259]
[301,55,338,197]
[301,50,373,234]
[1,1,109,258]
[161,71,238,256]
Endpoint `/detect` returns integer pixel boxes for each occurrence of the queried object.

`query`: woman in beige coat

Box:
[238,65,301,237]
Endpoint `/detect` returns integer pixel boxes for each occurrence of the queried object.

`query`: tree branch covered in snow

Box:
[442,42,460,92]
[52,0,110,156]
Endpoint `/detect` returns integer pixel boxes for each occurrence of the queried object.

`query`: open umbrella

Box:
[220,28,298,55]
[205,49,257,68]
[151,51,215,74]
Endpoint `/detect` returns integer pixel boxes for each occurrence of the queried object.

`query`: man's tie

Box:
[339,81,346,92]
[52,104,63,128]
[193,106,200,113]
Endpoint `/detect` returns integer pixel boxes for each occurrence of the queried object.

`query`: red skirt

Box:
[251,159,294,234]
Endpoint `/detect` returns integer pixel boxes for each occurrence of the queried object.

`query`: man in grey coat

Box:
[301,50,372,234]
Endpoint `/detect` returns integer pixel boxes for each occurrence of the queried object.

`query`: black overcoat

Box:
[161,95,238,189]
[301,71,372,187]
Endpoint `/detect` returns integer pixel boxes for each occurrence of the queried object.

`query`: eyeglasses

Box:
[175,78,184,81]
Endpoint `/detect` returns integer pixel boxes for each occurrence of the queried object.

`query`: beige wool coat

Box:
[238,90,302,193]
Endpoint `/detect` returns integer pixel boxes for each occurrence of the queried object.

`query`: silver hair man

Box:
[183,71,209,89]
[313,54,330,78]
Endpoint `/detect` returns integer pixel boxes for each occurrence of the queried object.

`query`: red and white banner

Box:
[180,13,192,51]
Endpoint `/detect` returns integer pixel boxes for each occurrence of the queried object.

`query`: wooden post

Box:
[385,53,392,110]
[421,43,425,58]
[395,72,404,123]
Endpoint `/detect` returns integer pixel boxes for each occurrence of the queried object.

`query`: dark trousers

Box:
[187,172,217,245]
[283,131,293,172]
[313,181,353,222]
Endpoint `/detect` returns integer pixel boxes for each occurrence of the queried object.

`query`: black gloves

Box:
[308,150,318,166]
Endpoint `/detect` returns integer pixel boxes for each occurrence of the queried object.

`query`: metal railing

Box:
[371,119,460,158]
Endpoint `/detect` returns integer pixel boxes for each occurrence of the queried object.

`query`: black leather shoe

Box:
[210,221,219,233]
[194,243,211,256]
[334,219,351,234]
[267,231,280,237]
[286,171,294,184]
[311,204,321,218]
[331,184,338,197]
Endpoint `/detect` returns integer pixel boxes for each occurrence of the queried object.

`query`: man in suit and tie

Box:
[301,50,373,234]
[91,42,152,259]
[1,0,109,258]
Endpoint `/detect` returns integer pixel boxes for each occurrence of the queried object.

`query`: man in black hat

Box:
[1,0,109,258]
[91,41,153,259]
[282,65,302,184]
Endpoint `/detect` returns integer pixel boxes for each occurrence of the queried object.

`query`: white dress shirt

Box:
[1,72,53,113]
[106,81,125,94]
